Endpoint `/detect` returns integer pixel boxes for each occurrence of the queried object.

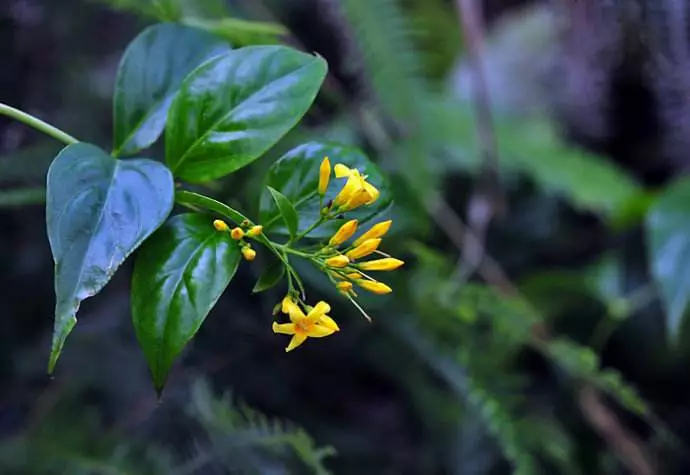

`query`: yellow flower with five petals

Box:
[272,297,340,352]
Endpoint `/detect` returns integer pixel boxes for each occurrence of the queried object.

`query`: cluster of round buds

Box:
[213,219,264,262]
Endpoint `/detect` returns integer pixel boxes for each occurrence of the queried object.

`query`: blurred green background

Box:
[3,0,690,473]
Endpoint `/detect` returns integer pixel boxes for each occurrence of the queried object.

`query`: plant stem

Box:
[294,217,327,241]
[0,102,78,145]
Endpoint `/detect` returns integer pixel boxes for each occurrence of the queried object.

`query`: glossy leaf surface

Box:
[46,143,174,372]
[166,45,327,182]
[113,23,229,156]
[259,142,392,239]
[267,186,299,240]
[131,213,241,392]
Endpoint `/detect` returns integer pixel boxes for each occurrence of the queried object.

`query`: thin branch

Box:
[426,194,656,475]
[454,0,505,274]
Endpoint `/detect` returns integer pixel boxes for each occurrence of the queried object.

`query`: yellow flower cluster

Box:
[213,219,263,261]
[272,296,340,352]
[271,157,402,352]
[322,218,403,298]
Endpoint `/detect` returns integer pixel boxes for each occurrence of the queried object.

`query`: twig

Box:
[453,0,505,274]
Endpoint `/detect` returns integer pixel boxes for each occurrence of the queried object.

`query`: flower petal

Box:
[318,315,340,331]
[285,333,308,352]
[306,301,331,323]
[306,325,336,338]
[272,322,297,335]
[334,163,352,178]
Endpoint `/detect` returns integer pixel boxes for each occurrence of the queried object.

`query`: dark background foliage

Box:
[4,0,690,474]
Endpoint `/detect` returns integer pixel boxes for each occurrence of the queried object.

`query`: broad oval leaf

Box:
[647,178,690,343]
[113,23,230,157]
[259,142,392,239]
[267,186,299,239]
[165,45,328,182]
[46,143,175,372]
[131,213,241,393]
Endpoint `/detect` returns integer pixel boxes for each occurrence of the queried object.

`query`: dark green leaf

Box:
[646,178,690,343]
[267,186,299,239]
[46,143,175,372]
[165,45,327,182]
[259,142,392,239]
[131,213,241,392]
[113,22,230,157]
[252,260,286,293]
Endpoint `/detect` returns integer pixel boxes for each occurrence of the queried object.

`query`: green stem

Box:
[0,102,78,145]
[294,217,327,241]
[175,189,307,297]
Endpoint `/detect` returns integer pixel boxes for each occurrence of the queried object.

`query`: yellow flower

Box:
[345,272,363,280]
[246,225,263,237]
[332,165,379,211]
[329,219,358,246]
[213,219,229,232]
[272,300,339,352]
[325,255,350,268]
[353,220,392,246]
[319,157,331,195]
[241,246,256,261]
[357,257,404,271]
[356,279,392,295]
[346,238,381,260]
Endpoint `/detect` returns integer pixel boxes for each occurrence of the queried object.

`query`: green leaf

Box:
[252,260,286,293]
[46,143,174,372]
[131,213,241,393]
[646,178,690,343]
[165,45,328,182]
[113,22,230,157]
[260,142,392,239]
[182,17,288,46]
[266,186,299,239]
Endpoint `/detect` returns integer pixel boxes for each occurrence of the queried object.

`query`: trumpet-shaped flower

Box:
[346,238,381,260]
[357,257,404,271]
[353,220,392,246]
[272,299,339,351]
[329,219,358,246]
[332,164,379,211]
[319,157,331,195]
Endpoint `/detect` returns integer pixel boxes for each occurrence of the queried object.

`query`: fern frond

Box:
[187,380,335,475]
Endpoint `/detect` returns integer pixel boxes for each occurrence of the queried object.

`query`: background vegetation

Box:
[3,0,690,473]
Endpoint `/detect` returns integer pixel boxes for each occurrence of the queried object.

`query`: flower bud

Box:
[329,219,358,246]
[325,255,350,268]
[241,246,256,261]
[357,258,404,271]
[213,219,229,232]
[318,157,331,195]
[356,279,392,294]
